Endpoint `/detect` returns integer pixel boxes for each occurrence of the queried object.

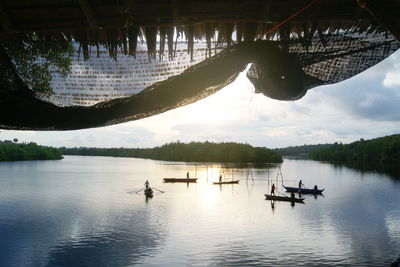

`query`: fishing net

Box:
[0,27,399,129]
[42,29,400,105]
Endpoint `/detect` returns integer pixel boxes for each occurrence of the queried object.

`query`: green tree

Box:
[1,34,73,94]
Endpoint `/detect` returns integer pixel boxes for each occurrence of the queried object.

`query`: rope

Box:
[275,189,290,198]
[266,0,322,35]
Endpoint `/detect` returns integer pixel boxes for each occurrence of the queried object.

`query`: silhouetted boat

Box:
[213,180,239,185]
[213,169,239,185]
[283,185,324,195]
[264,194,305,203]
[163,178,197,183]
[144,188,153,197]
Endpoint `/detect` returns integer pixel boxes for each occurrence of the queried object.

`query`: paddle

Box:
[152,187,165,193]
[275,189,291,198]
[135,187,145,194]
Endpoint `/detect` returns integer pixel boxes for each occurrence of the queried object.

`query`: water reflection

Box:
[1,157,400,266]
[45,210,166,267]
[330,161,400,179]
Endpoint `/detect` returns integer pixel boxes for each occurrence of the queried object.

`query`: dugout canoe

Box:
[212,180,239,185]
[163,178,197,183]
[144,188,153,198]
[264,194,305,203]
[283,185,324,195]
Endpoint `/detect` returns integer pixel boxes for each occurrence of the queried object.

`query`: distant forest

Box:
[274,144,332,156]
[60,141,283,163]
[0,141,63,161]
[309,134,400,164]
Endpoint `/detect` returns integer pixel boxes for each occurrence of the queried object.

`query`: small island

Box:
[60,141,283,163]
[0,141,63,161]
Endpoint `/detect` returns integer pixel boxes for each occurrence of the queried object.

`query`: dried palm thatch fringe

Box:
[1,0,399,60]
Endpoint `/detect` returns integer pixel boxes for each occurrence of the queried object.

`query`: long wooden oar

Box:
[276,189,290,198]
[135,187,145,194]
[152,187,165,193]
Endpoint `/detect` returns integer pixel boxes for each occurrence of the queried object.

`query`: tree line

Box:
[60,141,283,163]
[308,134,400,164]
[274,144,332,156]
[0,141,63,161]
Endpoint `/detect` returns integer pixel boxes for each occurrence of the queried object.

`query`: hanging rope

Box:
[266,0,322,35]
[275,189,290,198]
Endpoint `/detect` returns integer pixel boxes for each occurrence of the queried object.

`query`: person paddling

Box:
[271,183,276,195]
[144,180,150,190]
[298,180,304,189]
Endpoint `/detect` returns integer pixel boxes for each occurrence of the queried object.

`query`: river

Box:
[0,156,399,266]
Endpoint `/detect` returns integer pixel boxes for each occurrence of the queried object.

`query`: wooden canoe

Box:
[212,180,239,185]
[163,178,197,183]
[144,188,153,197]
[264,194,305,203]
[283,185,324,195]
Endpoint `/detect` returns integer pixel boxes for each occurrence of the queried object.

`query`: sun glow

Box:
[198,166,224,207]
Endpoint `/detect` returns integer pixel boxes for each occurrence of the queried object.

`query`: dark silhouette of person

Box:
[271,183,276,195]
[298,180,304,189]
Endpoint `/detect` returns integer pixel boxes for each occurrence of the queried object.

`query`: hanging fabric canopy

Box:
[0,0,399,130]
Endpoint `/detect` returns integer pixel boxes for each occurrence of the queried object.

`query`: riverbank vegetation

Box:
[274,144,332,157]
[309,134,400,164]
[60,141,283,163]
[0,141,63,161]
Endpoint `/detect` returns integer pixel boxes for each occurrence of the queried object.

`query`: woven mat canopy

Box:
[0,0,399,130]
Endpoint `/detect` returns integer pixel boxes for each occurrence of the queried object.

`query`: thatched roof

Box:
[1,0,399,58]
[0,0,400,130]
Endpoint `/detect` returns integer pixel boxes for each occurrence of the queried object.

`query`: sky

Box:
[1,50,399,149]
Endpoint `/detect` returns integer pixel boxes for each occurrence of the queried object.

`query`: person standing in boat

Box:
[144,180,150,190]
[219,174,222,183]
[298,180,304,189]
[186,172,190,179]
[271,183,276,195]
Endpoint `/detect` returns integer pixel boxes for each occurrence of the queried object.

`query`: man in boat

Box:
[298,180,304,189]
[144,180,150,190]
[186,172,190,179]
[219,174,222,183]
[271,183,276,195]
[314,185,318,190]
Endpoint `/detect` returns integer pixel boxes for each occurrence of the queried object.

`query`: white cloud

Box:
[383,71,400,87]
[382,50,400,87]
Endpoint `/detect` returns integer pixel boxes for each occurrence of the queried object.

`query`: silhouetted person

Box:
[291,192,295,199]
[144,180,150,189]
[314,185,318,190]
[219,174,222,183]
[187,172,189,179]
[298,180,303,189]
[271,183,276,195]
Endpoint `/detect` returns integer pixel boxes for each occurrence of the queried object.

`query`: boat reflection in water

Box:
[1,157,399,266]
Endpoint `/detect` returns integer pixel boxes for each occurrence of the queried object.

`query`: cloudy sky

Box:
[1,50,399,149]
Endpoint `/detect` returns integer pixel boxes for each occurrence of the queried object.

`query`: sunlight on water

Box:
[0,156,399,266]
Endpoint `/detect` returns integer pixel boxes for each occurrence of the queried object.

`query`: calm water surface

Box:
[0,156,399,266]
